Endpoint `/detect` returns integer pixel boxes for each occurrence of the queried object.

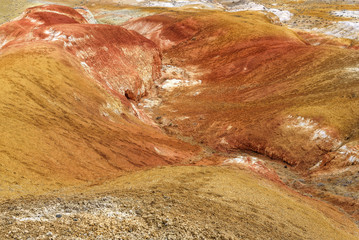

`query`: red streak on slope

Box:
[0,5,161,104]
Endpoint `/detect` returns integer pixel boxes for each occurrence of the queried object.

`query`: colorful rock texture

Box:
[0,4,161,101]
[1,1,359,239]
[0,5,199,196]
[124,10,359,173]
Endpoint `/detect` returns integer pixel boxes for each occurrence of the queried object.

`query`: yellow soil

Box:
[2,166,357,239]
[0,0,42,24]
[0,43,198,199]
[1,2,359,239]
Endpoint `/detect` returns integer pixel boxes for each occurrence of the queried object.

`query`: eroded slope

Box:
[1,2,359,238]
[0,44,198,198]
[123,9,359,221]
[124,10,359,174]
[0,4,162,102]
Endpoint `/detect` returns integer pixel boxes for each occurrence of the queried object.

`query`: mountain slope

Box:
[124,10,359,173]
[0,44,198,198]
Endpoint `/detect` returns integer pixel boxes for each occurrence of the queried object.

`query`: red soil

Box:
[124,11,359,173]
[0,5,161,104]
[0,5,201,196]
[1,4,358,235]
[123,10,359,222]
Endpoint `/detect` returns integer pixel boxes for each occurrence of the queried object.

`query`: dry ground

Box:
[1,166,358,239]
[1,1,359,239]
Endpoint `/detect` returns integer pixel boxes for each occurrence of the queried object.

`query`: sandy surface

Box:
[1,166,358,239]
[1,1,359,239]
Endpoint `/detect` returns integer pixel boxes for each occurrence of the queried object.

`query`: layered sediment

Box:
[1,1,359,239]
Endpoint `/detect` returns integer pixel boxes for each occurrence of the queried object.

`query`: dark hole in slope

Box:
[125,89,136,100]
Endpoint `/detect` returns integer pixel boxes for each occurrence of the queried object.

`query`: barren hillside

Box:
[0,1,359,239]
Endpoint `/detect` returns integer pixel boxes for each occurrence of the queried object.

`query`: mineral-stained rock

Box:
[0,43,199,197]
[0,4,161,102]
[0,5,200,197]
[124,10,359,173]
[1,2,359,238]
